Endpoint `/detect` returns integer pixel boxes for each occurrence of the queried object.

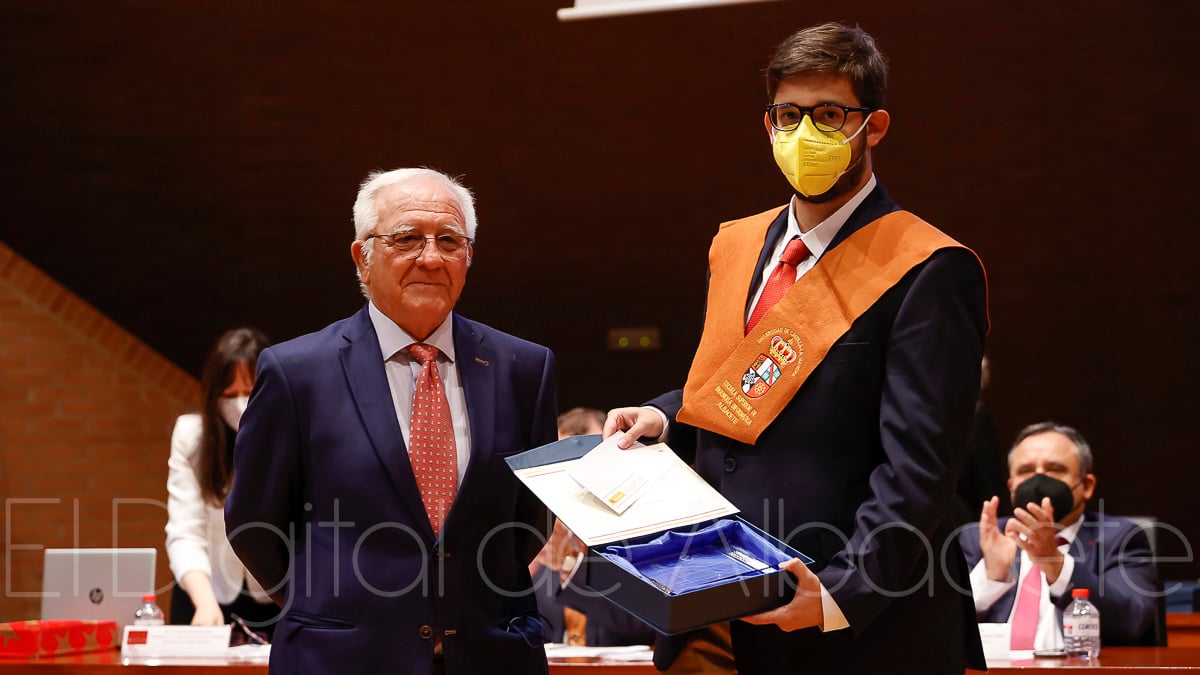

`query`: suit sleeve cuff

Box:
[1048,553,1075,597]
[970,558,1015,612]
[643,406,670,442]
[819,583,849,632]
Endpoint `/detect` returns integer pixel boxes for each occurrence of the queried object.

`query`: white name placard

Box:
[978,622,1011,662]
[120,625,232,661]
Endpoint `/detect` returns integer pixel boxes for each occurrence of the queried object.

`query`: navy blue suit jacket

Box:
[225,307,557,675]
[532,565,657,647]
[648,184,989,673]
[960,512,1161,646]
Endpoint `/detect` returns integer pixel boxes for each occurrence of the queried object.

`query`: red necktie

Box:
[746,237,810,334]
[407,343,458,534]
[1010,561,1041,650]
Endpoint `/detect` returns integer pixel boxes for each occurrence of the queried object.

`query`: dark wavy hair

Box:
[766,22,889,110]
[196,327,271,506]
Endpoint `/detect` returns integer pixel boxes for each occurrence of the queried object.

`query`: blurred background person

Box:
[165,326,278,635]
[555,406,605,439]
[960,421,1161,650]
[530,407,656,648]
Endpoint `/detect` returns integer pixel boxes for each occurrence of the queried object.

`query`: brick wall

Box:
[0,241,199,622]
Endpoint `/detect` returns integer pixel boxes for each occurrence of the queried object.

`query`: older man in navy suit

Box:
[960,422,1160,650]
[226,168,556,674]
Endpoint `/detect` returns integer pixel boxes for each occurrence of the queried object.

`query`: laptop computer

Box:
[40,548,158,640]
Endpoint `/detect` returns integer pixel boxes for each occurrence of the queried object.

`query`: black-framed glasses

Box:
[765,102,873,133]
[364,231,473,261]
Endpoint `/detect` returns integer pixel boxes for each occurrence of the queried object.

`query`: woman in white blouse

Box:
[166,327,277,635]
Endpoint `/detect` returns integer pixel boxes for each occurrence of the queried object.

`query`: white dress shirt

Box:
[745,174,878,322]
[970,518,1084,651]
[368,302,472,485]
[165,414,272,605]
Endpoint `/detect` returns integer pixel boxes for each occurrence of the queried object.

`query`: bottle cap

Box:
[141,594,157,602]
[1071,588,1090,598]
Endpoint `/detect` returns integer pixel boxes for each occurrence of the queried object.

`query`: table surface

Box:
[3,649,662,674]
[1172,614,1200,628]
[969,647,1200,673]
[6,647,1200,673]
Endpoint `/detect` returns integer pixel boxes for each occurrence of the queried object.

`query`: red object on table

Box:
[0,620,118,658]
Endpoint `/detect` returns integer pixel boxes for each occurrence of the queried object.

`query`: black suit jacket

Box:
[226,307,557,675]
[649,184,989,674]
[960,512,1162,646]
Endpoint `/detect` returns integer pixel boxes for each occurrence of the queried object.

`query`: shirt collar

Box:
[1058,516,1085,546]
[785,173,877,258]
[367,301,456,363]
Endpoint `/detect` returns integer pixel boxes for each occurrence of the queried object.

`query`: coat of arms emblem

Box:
[741,335,799,398]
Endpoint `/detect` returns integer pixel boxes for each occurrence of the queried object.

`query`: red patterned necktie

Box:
[406,343,458,534]
[1010,561,1042,650]
[746,237,811,334]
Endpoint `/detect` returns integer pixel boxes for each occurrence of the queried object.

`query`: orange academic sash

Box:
[677,206,978,444]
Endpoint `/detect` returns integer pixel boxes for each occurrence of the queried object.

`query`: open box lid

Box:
[505,434,739,547]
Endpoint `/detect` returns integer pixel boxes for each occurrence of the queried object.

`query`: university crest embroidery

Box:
[741,335,799,398]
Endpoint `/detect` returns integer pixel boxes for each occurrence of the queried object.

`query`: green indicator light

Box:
[639,336,651,347]
[618,336,630,348]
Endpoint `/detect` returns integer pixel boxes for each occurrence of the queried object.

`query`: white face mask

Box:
[218,396,249,432]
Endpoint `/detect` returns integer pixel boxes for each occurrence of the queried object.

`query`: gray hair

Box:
[1008,421,1094,476]
[352,167,478,297]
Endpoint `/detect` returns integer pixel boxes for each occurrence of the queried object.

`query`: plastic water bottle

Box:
[1063,588,1101,658]
[133,593,165,626]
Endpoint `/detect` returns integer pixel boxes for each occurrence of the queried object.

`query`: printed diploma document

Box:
[512,439,738,547]
[566,435,675,514]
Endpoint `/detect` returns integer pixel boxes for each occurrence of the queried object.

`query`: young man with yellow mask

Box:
[605,22,989,674]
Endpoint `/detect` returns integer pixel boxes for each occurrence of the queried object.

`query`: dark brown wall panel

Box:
[3,0,1197,578]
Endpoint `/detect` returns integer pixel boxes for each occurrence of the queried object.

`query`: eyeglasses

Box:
[765,102,873,133]
[364,231,473,260]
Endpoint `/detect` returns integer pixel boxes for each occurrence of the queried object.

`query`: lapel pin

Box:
[475,357,490,366]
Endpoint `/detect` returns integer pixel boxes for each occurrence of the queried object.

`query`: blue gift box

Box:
[506,434,813,635]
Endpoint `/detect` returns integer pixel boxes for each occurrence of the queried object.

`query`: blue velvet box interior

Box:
[598,518,800,596]
[583,515,812,635]
[506,434,815,636]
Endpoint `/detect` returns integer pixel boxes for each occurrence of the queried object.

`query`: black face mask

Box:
[1012,473,1078,522]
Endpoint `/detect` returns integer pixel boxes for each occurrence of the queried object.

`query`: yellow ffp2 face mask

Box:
[771,113,871,197]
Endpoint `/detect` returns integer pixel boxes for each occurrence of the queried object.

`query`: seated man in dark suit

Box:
[960,421,1160,651]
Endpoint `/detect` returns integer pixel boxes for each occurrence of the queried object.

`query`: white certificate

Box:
[513,441,738,547]
[566,434,674,514]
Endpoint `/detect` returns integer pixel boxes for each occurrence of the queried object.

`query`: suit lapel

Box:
[744,183,901,313]
[451,314,496,514]
[1072,516,1097,567]
[746,208,789,312]
[339,307,433,536]
[825,182,902,252]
